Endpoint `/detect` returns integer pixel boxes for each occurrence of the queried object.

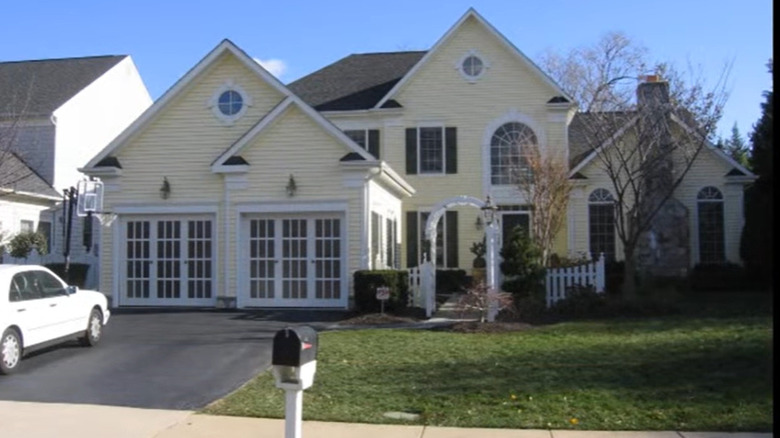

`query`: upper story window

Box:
[405,127,457,175]
[490,122,537,185]
[209,81,252,125]
[344,129,380,159]
[457,50,489,82]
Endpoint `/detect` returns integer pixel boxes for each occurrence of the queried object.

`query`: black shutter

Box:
[445,210,458,268]
[368,129,380,159]
[445,127,457,174]
[406,211,418,267]
[405,128,417,175]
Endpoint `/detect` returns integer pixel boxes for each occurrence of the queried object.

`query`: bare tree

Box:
[541,32,730,298]
[0,80,40,196]
[516,147,572,266]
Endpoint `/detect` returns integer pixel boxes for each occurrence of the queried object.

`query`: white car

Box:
[0,265,110,374]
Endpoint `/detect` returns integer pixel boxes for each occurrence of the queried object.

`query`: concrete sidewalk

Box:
[0,401,771,438]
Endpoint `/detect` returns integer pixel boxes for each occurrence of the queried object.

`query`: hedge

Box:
[353,270,409,313]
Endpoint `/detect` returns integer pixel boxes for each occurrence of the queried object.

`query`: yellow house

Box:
[82,8,753,309]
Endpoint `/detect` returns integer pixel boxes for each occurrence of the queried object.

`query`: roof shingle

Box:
[0,55,126,117]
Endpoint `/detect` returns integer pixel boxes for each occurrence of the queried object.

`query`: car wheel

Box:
[81,309,103,347]
[1,329,22,375]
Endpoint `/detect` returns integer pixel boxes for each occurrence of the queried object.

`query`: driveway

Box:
[0,309,346,409]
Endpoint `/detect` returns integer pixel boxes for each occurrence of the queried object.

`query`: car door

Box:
[33,270,82,336]
[6,272,52,347]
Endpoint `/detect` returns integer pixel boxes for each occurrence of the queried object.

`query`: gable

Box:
[378,10,570,109]
[83,40,292,170]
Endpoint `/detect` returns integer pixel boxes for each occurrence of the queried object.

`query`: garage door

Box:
[241,214,346,308]
[120,216,215,306]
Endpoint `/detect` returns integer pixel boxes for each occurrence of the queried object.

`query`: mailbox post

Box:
[272,326,318,438]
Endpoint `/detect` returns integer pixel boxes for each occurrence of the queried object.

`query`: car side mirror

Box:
[66,285,78,295]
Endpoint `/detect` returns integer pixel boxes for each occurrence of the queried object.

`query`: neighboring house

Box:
[0,55,152,285]
[81,8,753,309]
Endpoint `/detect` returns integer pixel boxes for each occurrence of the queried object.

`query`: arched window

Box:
[490,122,537,185]
[697,186,725,263]
[589,188,616,261]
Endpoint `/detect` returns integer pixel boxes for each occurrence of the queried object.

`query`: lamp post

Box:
[481,196,498,322]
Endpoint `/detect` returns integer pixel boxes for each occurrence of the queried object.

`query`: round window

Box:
[218,90,243,116]
[462,55,484,78]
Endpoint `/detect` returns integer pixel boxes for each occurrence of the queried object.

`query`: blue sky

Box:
[1,0,772,140]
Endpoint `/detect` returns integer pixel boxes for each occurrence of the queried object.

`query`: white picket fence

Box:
[0,248,99,289]
[545,253,606,307]
[407,260,436,316]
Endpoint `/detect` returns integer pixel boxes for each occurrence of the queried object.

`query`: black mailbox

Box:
[272,326,318,367]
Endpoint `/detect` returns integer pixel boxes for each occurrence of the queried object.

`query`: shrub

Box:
[353,270,409,313]
[470,237,486,268]
[688,263,753,292]
[604,260,625,296]
[436,269,468,294]
[455,281,514,323]
[45,263,90,288]
[8,231,48,259]
[499,227,545,299]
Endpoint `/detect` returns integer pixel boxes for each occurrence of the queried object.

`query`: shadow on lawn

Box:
[376,332,771,430]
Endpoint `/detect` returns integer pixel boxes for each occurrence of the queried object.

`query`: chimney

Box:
[637,75,670,109]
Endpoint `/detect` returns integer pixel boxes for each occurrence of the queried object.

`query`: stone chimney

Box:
[635,75,690,278]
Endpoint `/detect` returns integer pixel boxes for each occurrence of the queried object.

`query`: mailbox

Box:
[272,326,318,390]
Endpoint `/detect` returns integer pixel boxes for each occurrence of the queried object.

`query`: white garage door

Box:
[120,215,216,306]
[241,214,346,308]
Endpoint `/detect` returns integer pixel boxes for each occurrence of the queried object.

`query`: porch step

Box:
[430,293,481,321]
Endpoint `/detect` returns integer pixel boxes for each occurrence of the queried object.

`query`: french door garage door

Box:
[120,215,216,306]
[240,214,346,308]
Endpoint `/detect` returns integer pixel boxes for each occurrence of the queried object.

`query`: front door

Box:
[242,214,345,308]
[121,216,215,306]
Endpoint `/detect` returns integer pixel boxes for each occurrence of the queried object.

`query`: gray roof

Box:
[288,51,426,111]
[0,55,126,117]
[568,112,635,169]
[0,152,59,198]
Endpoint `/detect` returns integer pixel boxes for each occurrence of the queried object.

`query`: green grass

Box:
[205,293,773,431]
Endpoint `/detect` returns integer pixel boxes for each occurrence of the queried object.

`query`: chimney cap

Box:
[641,74,662,83]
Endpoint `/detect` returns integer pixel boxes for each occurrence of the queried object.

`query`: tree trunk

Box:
[622,246,638,300]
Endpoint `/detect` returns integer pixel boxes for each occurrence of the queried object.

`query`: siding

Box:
[334,16,572,269]
[227,105,365,301]
[99,51,288,297]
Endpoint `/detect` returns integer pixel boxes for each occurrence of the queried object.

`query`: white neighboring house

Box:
[0,55,152,287]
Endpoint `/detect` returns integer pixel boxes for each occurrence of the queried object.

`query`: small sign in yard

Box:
[376,287,390,314]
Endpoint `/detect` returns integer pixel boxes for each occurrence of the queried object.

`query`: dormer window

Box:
[456,50,489,82]
[209,81,252,124]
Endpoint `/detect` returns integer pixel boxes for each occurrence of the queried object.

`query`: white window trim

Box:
[207,80,253,125]
[694,186,726,264]
[482,109,546,194]
[417,125,446,175]
[455,49,490,82]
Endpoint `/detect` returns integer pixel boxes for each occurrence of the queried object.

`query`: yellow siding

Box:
[383,16,569,269]
[570,134,743,266]
[226,105,363,297]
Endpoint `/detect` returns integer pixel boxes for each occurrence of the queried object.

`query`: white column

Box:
[285,389,303,438]
[485,221,498,322]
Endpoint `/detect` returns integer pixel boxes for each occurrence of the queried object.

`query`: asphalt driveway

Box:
[0,309,346,409]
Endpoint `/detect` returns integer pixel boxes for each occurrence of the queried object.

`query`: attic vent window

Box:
[456,51,489,82]
[209,81,252,125]
[462,55,483,77]
[218,90,243,116]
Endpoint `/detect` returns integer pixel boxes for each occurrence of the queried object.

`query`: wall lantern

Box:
[474,215,483,230]
[160,177,171,199]
[286,174,297,197]
[481,195,497,225]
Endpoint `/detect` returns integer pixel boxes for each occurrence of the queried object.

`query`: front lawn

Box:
[205,293,773,431]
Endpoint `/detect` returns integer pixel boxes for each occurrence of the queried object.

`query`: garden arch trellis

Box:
[422,195,500,321]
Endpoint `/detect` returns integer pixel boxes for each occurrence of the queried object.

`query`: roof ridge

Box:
[0,54,126,65]
[349,50,428,56]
